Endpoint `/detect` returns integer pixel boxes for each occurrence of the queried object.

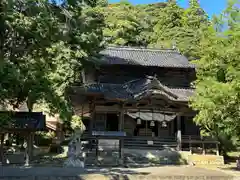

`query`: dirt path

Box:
[0,165,234,179]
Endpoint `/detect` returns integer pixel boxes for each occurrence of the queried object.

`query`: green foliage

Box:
[151,1,184,48]
[190,0,240,148]
[102,0,209,59]
[102,2,150,46]
[36,131,56,139]
[0,112,12,127]
[70,115,86,131]
[0,0,105,122]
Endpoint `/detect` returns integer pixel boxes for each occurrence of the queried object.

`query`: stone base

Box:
[187,154,224,165]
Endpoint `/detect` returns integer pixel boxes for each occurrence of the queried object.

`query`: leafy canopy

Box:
[0,0,105,121]
[102,0,209,59]
[190,0,240,139]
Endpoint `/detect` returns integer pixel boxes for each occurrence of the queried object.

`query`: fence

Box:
[181,135,220,155]
[82,132,220,155]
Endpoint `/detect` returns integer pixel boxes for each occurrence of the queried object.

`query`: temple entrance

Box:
[106,113,119,131]
[134,120,159,137]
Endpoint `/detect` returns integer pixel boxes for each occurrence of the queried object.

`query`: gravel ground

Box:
[0,165,235,180]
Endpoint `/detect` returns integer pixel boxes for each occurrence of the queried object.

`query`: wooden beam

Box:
[126,107,182,113]
[95,105,120,112]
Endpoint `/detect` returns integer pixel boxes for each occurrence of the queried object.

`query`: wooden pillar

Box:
[89,101,96,152]
[189,136,192,154]
[171,120,174,136]
[145,120,148,136]
[89,101,95,136]
[202,142,205,155]
[25,132,34,166]
[119,107,124,165]
[118,110,124,132]
[0,133,4,165]
[95,138,99,165]
[216,143,219,156]
[177,115,182,151]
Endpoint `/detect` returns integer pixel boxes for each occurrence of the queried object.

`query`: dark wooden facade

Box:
[70,47,219,155]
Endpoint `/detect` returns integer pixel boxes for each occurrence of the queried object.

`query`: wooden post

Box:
[202,142,205,155]
[177,115,182,151]
[89,102,96,151]
[0,133,4,165]
[145,120,148,136]
[89,102,95,136]
[189,136,192,154]
[119,107,124,165]
[171,120,174,136]
[25,134,29,166]
[95,138,99,165]
[26,132,34,166]
[216,143,219,156]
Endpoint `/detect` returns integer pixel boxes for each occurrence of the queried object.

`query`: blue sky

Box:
[109,0,227,17]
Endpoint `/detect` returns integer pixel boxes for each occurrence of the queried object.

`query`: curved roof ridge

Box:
[99,46,195,68]
[106,46,179,53]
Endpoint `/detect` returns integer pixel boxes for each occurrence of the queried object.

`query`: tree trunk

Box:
[27,98,34,112]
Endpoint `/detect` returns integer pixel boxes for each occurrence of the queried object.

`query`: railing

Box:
[181,135,219,155]
[123,136,177,150]
[80,133,219,155]
[182,135,218,142]
[81,133,178,150]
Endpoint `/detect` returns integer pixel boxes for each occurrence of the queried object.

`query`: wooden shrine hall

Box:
[69,46,219,155]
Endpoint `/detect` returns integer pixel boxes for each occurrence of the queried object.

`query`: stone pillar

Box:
[177,115,182,151]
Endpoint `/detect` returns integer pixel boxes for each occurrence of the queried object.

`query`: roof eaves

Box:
[106,46,180,53]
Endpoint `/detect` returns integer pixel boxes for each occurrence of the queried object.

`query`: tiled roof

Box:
[99,46,195,68]
[77,76,194,102]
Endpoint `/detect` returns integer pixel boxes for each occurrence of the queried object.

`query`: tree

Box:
[102,1,150,46]
[151,0,184,48]
[190,0,240,154]
[0,0,105,120]
[101,0,210,60]
[182,0,208,29]
[180,0,209,59]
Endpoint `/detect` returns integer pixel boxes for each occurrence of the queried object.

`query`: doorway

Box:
[106,113,119,131]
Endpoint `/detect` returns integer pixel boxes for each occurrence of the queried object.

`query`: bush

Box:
[35,131,55,146]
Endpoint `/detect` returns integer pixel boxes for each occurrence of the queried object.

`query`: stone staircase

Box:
[84,148,187,167]
[123,137,177,150]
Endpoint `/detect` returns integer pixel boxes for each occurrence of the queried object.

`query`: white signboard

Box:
[147,140,154,145]
[98,139,119,150]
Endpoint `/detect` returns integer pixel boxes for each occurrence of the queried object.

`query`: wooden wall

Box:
[90,65,196,88]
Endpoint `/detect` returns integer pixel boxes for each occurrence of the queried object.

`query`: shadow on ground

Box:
[0,166,234,180]
[122,148,188,168]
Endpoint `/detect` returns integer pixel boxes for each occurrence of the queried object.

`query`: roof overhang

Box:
[69,76,194,104]
[127,111,176,122]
